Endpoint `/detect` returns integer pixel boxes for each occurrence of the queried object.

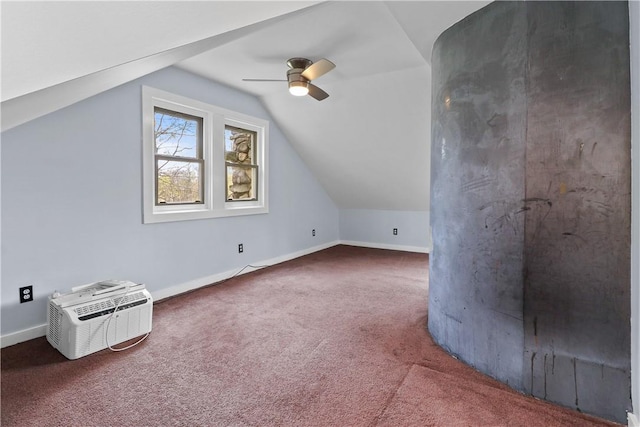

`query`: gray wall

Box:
[430,0,528,390]
[522,2,631,421]
[1,66,339,336]
[631,0,640,419]
[429,1,631,423]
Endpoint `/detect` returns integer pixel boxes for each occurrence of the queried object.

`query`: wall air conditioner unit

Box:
[47,280,153,360]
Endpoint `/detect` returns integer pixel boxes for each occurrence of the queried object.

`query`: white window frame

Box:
[142,86,269,224]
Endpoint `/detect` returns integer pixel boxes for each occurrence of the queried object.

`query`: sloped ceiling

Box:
[0,1,320,131]
[1,1,319,101]
[1,1,489,212]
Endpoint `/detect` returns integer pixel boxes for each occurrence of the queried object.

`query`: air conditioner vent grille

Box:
[73,292,146,317]
[48,302,62,345]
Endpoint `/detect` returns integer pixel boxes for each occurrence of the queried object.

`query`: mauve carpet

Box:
[1,245,619,426]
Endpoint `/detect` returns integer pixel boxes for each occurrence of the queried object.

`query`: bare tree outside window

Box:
[154,108,204,205]
[143,87,269,223]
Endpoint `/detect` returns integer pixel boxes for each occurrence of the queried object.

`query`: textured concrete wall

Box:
[429,1,527,389]
[522,2,631,421]
[429,1,631,423]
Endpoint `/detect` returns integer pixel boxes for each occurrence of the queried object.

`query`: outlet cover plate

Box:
[19,285,33,303]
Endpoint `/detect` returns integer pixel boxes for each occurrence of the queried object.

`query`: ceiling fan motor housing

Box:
[286,58,312,95]
[287,58,312,86]
[287,57,313,70]
[287,69,308,84]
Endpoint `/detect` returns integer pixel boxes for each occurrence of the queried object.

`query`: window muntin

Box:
[142,86,269,224]
[225,125,258,201]
[154,108,204,205]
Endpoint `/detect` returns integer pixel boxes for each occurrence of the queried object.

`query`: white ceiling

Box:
[1,1,489,212]
[1,1,319,101]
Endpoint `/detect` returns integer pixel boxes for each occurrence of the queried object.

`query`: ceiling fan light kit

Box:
[289,81,309,96]
[287,59,312,96]
[243,57,335,101]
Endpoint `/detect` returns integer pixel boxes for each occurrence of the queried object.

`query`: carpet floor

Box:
[1,245,619,426]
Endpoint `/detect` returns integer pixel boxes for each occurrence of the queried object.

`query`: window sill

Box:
[143,205,268,224]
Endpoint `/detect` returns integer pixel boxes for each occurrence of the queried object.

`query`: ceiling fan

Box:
[242,58,335,101]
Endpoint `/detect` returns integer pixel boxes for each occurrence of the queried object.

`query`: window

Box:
[142,87,268,223]
[155,108,204,205]
[225,124,258,201]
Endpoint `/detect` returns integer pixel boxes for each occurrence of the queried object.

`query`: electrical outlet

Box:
[19,285,33,303]
[312,229,316,237]
[238,243,244,253]
[393,228,398,236]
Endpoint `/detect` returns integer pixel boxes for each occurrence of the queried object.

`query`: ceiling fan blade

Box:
[307,83,329,101]
[242,79,287,82]
[301,58,335,81]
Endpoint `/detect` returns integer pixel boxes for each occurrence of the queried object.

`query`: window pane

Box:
[155,108,201,159]
[226,165,257,201]
[225,125,256,165]
[157,160,202,204]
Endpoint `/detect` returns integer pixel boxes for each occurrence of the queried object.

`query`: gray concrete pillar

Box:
[429,1,631,423]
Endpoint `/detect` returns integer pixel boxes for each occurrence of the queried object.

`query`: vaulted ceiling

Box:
[1,1,489,211]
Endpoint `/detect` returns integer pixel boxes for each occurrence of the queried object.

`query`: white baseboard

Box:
[0,240,340,348]
[630,412,639,427]
[339,240,430,254]
[152,240,339,302]
[0,239,429,349]
[1,324,47,348]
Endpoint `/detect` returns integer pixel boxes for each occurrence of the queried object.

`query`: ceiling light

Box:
[289,81,309,96]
